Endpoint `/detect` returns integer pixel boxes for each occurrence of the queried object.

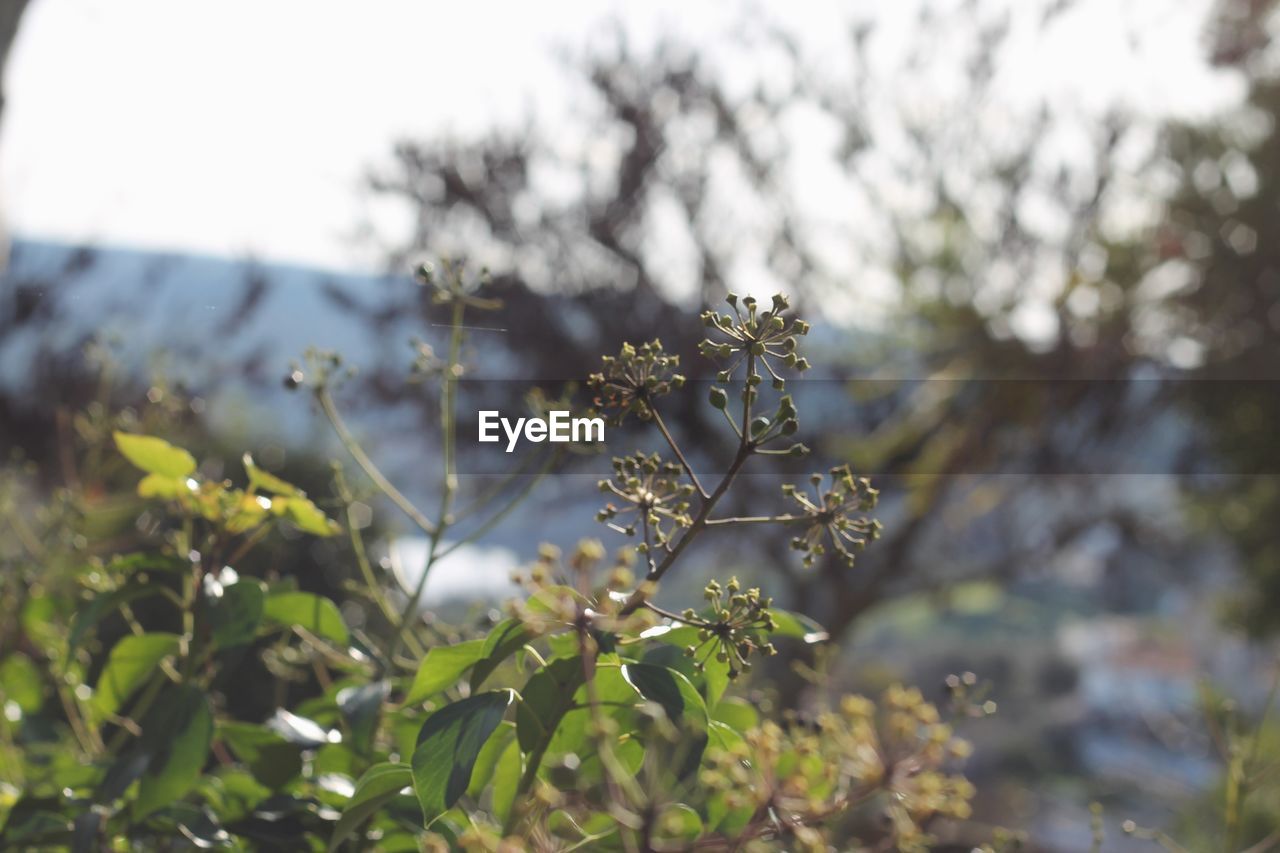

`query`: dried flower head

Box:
[588,339,685,424]
[783,465,881,567]
[699,293,811,389]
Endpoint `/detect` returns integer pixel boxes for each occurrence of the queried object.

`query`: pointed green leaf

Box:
[621,664,707,727]
[92,633,180,720]
[262,591,349,645]
[515,658,586,755]
[404,639,484,705]
[243,453,303,496]
[133,685,213,819]
[283,496,339,537]
[206,581,265,649]
[767,608,828,643]
[466,721,515,799]
[491,737,521,824]
[114,432,196,478]
[411,690,513,826]
[137,473,190,499]
[469,618,532,690]
[67,579,162,658]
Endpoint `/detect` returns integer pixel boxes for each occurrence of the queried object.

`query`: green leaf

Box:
[282,496,339,537]
[0,654,43,714]
[707,719,745,753]
[137,473,191,499]
[92,633,181,720]
[655,803,703,842]
[469,618,532,690]
[114,432,196,478]
[466,721,515,799]
[404,640,484,705]
[206,581,265,649]
[243,453,302,496]
[515,658,586,755]
[644,624,730,708]
[133,685,213,819]
[411,690,513,827]
[262,591,349,645]
[710,696,759,732]
[621,664,708,727]
[767,608,828,643]
[220,722,303,789]
[490,737,521,824]
[67,580,162,655]
[328,762,414,852]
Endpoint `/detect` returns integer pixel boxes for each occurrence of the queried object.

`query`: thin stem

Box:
[316,387,437,537]
[620,357,756,615]
[642,601,703,626]
[333,467,418,659]
[436,450,560,560]
[388,299,466,662]
[705,514,805,526]
[652,409,707,499]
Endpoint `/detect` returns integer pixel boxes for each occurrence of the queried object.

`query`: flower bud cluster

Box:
[588,340,685,424]
[677,577,778,680]
[783,465,882,567]
[596,452,695,546]
[699,293,810,389]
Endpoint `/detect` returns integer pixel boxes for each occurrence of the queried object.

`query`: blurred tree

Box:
[1158,0,1280,636]
[361,1,1193,676]
[0,0,31,268]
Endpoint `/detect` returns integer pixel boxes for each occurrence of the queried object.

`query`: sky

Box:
[1,0,1239,274]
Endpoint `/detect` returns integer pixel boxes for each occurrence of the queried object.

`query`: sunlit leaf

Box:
[137,473,190,500]
[114,432,196,478]
[262,591,349,645]
[283,496,339,537]
[0,653,43,714]
[243,453,302,496]
[404,639,483,705]
[92,633,181,721]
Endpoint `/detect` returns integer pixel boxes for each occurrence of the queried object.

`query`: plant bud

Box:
[709,387,728,409]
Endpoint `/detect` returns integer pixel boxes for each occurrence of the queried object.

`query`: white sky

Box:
[0,0,1238,274]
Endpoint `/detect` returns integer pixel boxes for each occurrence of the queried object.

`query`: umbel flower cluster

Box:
[784,465,883,567]
[596,451,695,546]
[589,339,685,424]
[700,686,976,853]
[677,577,779,679]
[700,292,811,388]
